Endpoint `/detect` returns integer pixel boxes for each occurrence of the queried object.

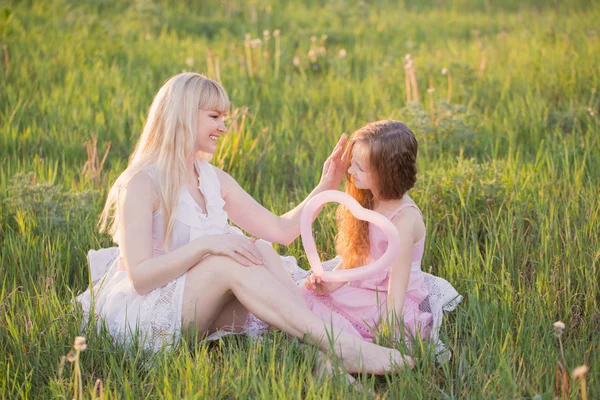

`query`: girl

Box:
[303,120,461,358]
[76,73,412,374]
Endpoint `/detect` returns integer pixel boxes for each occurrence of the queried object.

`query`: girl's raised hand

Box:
[318,134,347,191]
[205,234,265,267]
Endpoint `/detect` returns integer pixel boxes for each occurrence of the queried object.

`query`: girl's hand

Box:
[205,235,265,267]
[318,134,348,191]
[304,273,341,295]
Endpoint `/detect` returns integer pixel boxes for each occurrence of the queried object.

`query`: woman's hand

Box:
[318,134,348,191]
[304,273,344,295]
[204,234,265,267]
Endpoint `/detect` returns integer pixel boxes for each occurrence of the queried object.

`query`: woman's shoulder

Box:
[119,168,160,211]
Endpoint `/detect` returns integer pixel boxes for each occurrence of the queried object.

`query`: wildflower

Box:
[427,88,435,93]
[588,107,596,116]
[245,33,251,41]
[185,57,194,67]
[553,321,565,336]
[317,46,326,55]
[572,365,589,380]
[293,56,301,67]
[250,39,262,48]
[338,49,347,58]
[263,30,270,38]
[310,35,317,43]
[321,34,328,41]
[273,29,280,37]
[441,67,448,75]
[73,336,87,351]
[66,351,77,362]
[307,49,317,62]
[405,53,411,61]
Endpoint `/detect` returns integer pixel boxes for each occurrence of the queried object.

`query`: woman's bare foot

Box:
[335,337,414,374]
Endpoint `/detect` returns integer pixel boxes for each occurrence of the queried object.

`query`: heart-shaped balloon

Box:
[300,190,401,282]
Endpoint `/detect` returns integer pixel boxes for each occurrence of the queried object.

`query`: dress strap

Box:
[388,202,422,220]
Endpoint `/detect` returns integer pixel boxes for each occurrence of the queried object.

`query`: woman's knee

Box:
[255,239,279,259]
[187,255,241,283]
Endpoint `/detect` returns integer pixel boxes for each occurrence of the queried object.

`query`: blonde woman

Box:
[77,72,412,374]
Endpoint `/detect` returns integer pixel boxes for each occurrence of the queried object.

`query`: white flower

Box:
[338,49,347,58]
[441,67,448,75]
[273,29,280,37]
[553,321,565,336]
[293,56,301,66]
[185,57,194,67]
[572,365,589,380]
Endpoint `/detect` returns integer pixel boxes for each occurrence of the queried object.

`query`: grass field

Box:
[1,0,599,398]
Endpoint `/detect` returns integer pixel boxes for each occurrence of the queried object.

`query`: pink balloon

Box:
[300,190,400,282]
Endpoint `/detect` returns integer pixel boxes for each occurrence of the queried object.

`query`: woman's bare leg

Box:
[182,255,412,374]
[254,239,305,307]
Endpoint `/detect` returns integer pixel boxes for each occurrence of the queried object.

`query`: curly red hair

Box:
[336,120,418,269]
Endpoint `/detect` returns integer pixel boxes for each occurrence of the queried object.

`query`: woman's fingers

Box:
[237,246,263,265]
[228,250,252,266]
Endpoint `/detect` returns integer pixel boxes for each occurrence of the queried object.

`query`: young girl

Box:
[303,120,461,359]
[76,73,412,374]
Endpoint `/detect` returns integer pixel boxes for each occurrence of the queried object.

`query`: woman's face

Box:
[196,109,227,154]
[347,142,375,191]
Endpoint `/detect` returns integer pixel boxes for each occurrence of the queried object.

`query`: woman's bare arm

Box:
[119,172,263,295]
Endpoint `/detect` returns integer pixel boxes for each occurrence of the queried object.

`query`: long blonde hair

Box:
[336,120,418,269]
[99,73,229,248]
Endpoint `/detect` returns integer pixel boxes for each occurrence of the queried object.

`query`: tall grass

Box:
[1,0,598,398]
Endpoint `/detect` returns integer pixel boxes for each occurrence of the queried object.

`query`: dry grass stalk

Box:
[82,132,111,185]
[479,55,487,77]
[92,378,105,400]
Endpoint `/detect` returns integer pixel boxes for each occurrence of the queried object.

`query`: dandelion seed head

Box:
[273,29,280,37]
[263,30,270,38]
[338,49,347,58]
[572,365,589,380]
[553,321,565,336]
[66,351,77,362]
[293,56,301,66]
[442,67,448,75]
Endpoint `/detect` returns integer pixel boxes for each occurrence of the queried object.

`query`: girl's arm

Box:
[387,209,423,321]
[217,135,347,246]
[119,172,263,296]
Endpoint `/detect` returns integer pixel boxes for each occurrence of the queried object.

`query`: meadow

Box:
[1,0,599,398]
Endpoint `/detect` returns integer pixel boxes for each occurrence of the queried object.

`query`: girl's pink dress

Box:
[301,203,461,358]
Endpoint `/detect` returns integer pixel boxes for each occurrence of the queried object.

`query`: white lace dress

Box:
[76,160,267,351]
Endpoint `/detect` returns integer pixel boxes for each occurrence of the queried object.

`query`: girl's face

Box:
[196,109,227,154]
[347,142,376,191]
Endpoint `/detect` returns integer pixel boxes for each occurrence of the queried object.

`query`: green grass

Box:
[1,0,599,398]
